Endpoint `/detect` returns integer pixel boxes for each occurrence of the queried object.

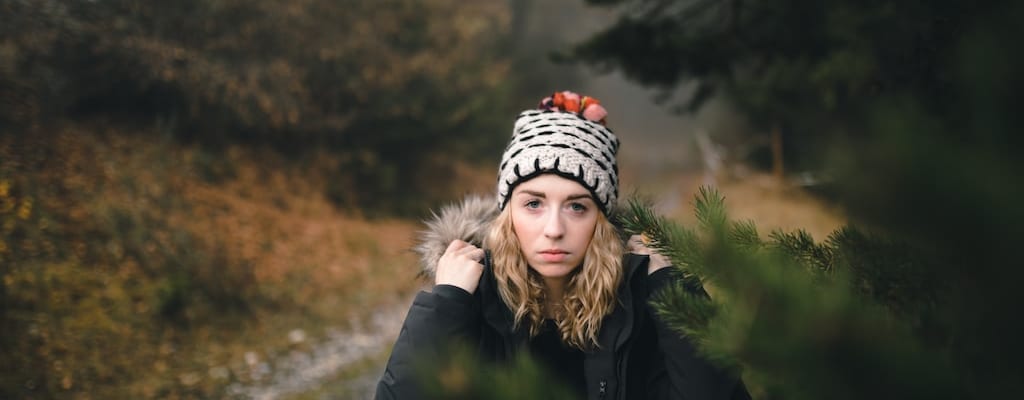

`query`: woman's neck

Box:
[542,276,567,319]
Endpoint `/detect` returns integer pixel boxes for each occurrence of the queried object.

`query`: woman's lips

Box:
[539,250,568,262]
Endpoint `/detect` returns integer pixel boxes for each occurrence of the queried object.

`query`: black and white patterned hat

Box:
[497,106,620,214]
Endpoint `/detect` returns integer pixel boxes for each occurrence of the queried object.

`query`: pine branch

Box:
[730,219,762,250]
[694,186,728,234]
[620,197,703,280]
[417,345,578,399]
[619,188,961,398]
[650,281,718,342]
[769,228,835,278]
[826,226,950,347]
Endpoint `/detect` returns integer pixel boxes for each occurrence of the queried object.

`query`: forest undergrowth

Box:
[0,125,432,399]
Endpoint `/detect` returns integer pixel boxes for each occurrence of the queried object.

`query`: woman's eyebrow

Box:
[567,193,593,201]
[515,191,593,201]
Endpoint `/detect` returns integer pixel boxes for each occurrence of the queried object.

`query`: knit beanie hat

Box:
[497,91,620,215]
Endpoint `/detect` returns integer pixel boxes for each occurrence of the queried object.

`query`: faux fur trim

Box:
[414,195,498,277]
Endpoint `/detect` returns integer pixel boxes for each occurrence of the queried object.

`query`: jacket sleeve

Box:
[647,268,751,400]
[374,284,480,399]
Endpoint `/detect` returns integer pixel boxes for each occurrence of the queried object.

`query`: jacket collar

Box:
[414,195,497,278]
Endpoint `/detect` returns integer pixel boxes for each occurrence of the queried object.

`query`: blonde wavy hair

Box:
[484,206,624,350]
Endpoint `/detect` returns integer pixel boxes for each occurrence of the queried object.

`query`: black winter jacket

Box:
[374,196,750,400]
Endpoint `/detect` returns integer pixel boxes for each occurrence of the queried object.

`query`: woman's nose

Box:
[543,210,564,239]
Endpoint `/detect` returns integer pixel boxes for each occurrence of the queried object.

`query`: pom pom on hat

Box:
[539,91,609,125]
[581,100,607,123]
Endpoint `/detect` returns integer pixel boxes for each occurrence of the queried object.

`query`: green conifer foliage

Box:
[415,346,577,400]
[621,191,962,399]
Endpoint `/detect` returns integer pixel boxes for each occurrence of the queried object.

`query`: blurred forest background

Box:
[1,0,1021,399]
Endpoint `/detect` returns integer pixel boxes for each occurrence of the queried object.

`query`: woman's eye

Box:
[569,202,587,212]
[525,199,541,209]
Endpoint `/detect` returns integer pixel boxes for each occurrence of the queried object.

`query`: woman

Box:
[376,92,749,399]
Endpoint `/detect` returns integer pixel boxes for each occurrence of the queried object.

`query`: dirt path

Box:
[224,299,411,400]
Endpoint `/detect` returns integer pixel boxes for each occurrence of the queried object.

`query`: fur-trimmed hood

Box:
[414,195,498,277]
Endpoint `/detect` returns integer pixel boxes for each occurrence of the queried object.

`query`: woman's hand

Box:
[435,239,486,294]
[628,234,672,275]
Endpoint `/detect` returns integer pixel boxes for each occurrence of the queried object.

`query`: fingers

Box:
[446,240,484,263]
[627,235,674,275]
[627,234,650,254]
[446,239,469,254]
[463,247,485,263]
[437,240,485,293]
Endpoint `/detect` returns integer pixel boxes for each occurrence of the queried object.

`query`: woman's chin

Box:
[529,262,581,280]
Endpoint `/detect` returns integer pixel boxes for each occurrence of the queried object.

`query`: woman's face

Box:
[510,174,599,282]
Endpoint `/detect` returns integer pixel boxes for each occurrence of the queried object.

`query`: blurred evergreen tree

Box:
[580,0,1021,398]
[619,191,961,399]
[415,346,578,400]
[570,0,1011,171]
[0,0,517,214]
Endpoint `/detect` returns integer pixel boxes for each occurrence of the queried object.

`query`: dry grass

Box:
[0,127,423,398]
[657,171,847,241]
[175,146,421,308]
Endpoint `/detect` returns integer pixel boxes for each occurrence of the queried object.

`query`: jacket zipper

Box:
[598,380,607,398]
